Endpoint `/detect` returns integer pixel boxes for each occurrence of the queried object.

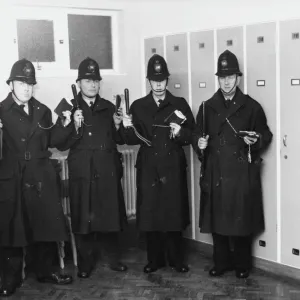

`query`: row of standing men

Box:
[0,50,272,297]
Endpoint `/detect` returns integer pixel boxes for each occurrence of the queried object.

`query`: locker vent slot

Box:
[292,32,299,40]
[199,43,205,49]
[226,40,233,46]
[151,48,156,54]
[292,248,300,256]
[259,240,266,247]
[174,45,179,51]
[291,79,300,86]
[257,80,265,87]
[257,36,264,43]
[199,82,206,88]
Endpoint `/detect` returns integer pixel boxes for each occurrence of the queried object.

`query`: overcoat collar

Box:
[144,90,173,111]
[1,92,47,138]
[207,87,248,118]
[71,93,111,112]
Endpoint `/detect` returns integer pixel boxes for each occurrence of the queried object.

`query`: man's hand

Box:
[170,123,181,138]
[0,118,3,129]
[243,136,258,145]
[122,113,133,128]
[113,108,123,130]
[74,109,84,131]
[198,135,209,150]
[62,111,72,127]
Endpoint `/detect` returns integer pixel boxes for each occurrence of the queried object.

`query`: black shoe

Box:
[170,264,189,273]
[77,271,90,279]
[0,285,17,297]
[110,262,128,272]
[37,273,73,285]
[235,269,250,279]
[209,266,233,277]
[0,278,23,297]
[143,262,165,274]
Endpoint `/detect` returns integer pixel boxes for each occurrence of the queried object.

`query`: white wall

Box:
[0,0,145,115]
[136,0,300,37]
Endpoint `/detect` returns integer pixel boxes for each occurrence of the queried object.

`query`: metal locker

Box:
[280,19,300,268]
[166,33,192,238]
[190,30,215,244]
[165,33,189,99]
[144,37,164,94]
[246,22,277,262]
[216,26,244,92]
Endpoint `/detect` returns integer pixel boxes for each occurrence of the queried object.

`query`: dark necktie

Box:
[224,98,231,109]
[20,104,28,114]
[158,99,163,107]
[89,101,94,110]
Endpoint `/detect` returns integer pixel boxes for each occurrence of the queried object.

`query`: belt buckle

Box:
[25,151,31,161]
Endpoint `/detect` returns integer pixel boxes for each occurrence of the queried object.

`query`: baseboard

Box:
[184,238,300,283]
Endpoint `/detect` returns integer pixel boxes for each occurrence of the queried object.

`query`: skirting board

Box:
[184,237,300,283]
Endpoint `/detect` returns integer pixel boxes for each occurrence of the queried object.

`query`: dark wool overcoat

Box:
[51,93,127,234]
[193,88,273,236]
[121,90,195,231]
[0,93,68,247]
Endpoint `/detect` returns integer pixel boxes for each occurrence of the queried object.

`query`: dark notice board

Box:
[17,19,55,62]
[68,14,113,70]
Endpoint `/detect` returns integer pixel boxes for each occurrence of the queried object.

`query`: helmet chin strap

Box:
[80,90,98,101]
[11,82,25,103]
[149,78,168,93]
[220,76,237,97]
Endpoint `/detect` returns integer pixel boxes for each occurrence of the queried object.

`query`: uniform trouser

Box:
[146,231,184,267]
[0,247,23,289]
[0,242,58,286]
[75,232,121,273]
[212,233,252,270]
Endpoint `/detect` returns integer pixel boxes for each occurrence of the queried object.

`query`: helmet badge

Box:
[154,61,162,74]
[221,60,228,68]
[23,63,32,77]
[87,62,96,74]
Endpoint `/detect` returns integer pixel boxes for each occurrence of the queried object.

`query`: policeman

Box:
[0,59,72,297]
[193,50,273,278]
[51,57,128,279]
[122,54,194,273]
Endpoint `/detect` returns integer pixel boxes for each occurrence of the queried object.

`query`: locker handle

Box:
[283,135,287,147]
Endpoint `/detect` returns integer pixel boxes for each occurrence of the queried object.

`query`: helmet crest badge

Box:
[23,63,32,77]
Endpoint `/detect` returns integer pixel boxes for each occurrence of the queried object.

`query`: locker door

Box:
[166,33,192,238]
[144,37,164,94]
[190,30,215,244]
[246,22,277,262]
[280,19,300,268]
[166,33,189,99]
[216,26,244,92]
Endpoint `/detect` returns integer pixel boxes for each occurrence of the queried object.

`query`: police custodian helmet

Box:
[146,54,170,82]
[76,57,102,82]
[6,59,37,85]
[215,50,243,77]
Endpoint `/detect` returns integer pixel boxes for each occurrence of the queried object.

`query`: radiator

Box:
[121,149,137,218]
[57,149,137,218]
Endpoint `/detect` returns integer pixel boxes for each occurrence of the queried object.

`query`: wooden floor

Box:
[5,223,300,300]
